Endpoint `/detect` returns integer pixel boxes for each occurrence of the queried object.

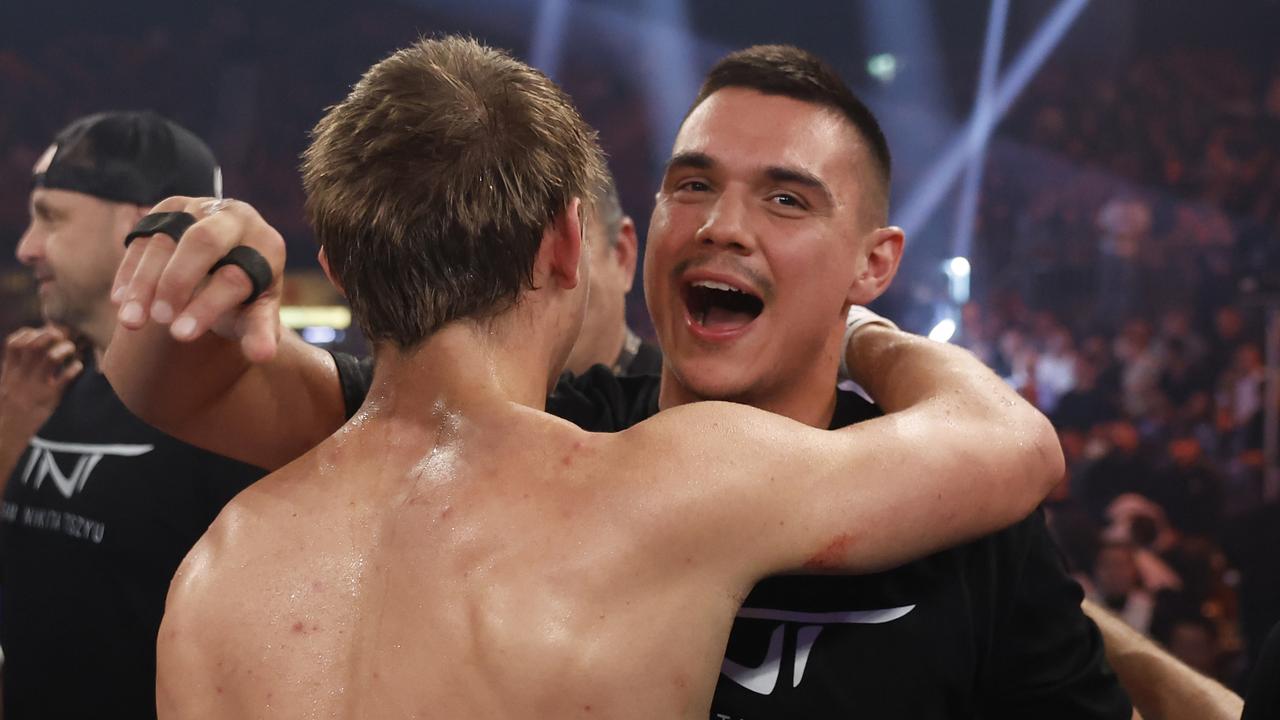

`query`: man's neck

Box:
[81,303,116,366]
[365,319,559,423]
[566,316,628,376]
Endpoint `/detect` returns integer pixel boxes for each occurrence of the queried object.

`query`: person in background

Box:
[0,111,265,719]
[562,170,660,377]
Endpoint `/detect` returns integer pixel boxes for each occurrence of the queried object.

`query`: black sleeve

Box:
[326,355,659,431]
[978,510,1133,719]
[1243,621,1280,720]
[329,351,374,421]
[546,365,660,431]
[196,449,269,513]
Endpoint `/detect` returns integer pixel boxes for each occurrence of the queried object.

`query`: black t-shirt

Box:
[0,363,265,719]
[334,354,1131,718]
[1243,620,1280,720]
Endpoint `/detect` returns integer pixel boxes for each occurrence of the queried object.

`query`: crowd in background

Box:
[2,0,1278,694]
[961,45,1280,690]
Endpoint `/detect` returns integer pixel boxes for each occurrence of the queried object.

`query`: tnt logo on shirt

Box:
[18,436,154,499]
[721,605,915,695]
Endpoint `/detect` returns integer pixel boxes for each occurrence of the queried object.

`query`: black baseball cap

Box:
[32,111,219,206]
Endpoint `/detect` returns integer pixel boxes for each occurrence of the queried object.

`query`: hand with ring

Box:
[110,196,287,362]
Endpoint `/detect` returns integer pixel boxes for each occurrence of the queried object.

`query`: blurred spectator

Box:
[1154,614,1226,681]
[1077,420,1153,520]
[1150,435,1225,538]
[1090,540,1156,634]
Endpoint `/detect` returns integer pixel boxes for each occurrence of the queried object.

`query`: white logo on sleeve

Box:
[19,437,154,499]
[721,605,915,694]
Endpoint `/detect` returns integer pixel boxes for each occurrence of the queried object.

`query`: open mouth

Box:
[683,279,764,332]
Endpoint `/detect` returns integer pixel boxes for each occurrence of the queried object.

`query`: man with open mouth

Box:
[104,43,1128,719]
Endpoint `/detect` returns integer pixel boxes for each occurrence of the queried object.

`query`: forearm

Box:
[103,323,345,470]
[844,326,1063,534]
[1083,600,1243,720]
[105,321,252,426]
[849,325,1060,472]
[847,325,1021,415]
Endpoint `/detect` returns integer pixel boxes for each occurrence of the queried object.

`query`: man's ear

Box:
[613,216,639,293]
[317,247,346,297]
[546,197,585,290]
[847,225,905,305]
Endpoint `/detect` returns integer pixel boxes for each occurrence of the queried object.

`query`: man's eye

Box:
[677,180,710,192]
[771,193,804,208]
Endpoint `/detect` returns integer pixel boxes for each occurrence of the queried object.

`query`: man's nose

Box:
[695,191,756,254]
[15,224,45,266]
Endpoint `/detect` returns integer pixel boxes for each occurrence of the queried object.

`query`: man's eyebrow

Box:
[765,166,834,207]
[31,197,54,219]
[664,151,715,175]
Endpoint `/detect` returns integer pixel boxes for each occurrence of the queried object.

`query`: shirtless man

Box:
[134,37,1059,718]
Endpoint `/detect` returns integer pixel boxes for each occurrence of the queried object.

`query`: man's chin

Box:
[668,358,757,403]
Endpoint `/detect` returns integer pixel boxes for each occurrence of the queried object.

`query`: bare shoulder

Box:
[613,400,820,465]
[620,399,764,439]
[165,486,269,629]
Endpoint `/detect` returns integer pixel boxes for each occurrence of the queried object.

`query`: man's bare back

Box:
[160,402,753,719]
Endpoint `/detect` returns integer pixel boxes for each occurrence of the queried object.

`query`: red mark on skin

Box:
[803,533,857,570]
[562,440,586,467]
[440,506,452,519]
[312,625,320,632]
[216,686,224,695]
[583,705,592,712]
[312,580,325,592]
[291,621,305,633]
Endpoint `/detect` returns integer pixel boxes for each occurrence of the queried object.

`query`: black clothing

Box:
[333,354,1130,718]
[0,364,264,719]
[1242,620,1280,720]
[618,338,662,377]
[1224,502,1280,688]
[611,328,663,377]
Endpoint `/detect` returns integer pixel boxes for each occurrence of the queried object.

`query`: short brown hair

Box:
[690,45,892,224]
[303,36,607,348]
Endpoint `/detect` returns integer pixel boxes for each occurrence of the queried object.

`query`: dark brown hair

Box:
[690,45,892,222]
[303,36,607,348]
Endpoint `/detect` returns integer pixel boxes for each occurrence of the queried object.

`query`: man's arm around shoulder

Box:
[624,324,1064,582]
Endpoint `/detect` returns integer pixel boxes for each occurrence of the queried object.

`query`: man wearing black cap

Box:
[0,111,264,719]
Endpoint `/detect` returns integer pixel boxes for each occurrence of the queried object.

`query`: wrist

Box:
[840,306,900,381]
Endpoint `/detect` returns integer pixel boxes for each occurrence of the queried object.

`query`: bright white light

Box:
[301,326,338,345]
[948,256,971,277]
[928,318,957,343]
[867,53,897,83]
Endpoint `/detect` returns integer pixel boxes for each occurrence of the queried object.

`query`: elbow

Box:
[1020,408,1065,504]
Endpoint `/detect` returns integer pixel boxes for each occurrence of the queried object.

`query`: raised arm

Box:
[102,197,347,470]
[629,323,1063,579]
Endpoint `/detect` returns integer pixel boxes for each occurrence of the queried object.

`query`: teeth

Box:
[692,280,743,293]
